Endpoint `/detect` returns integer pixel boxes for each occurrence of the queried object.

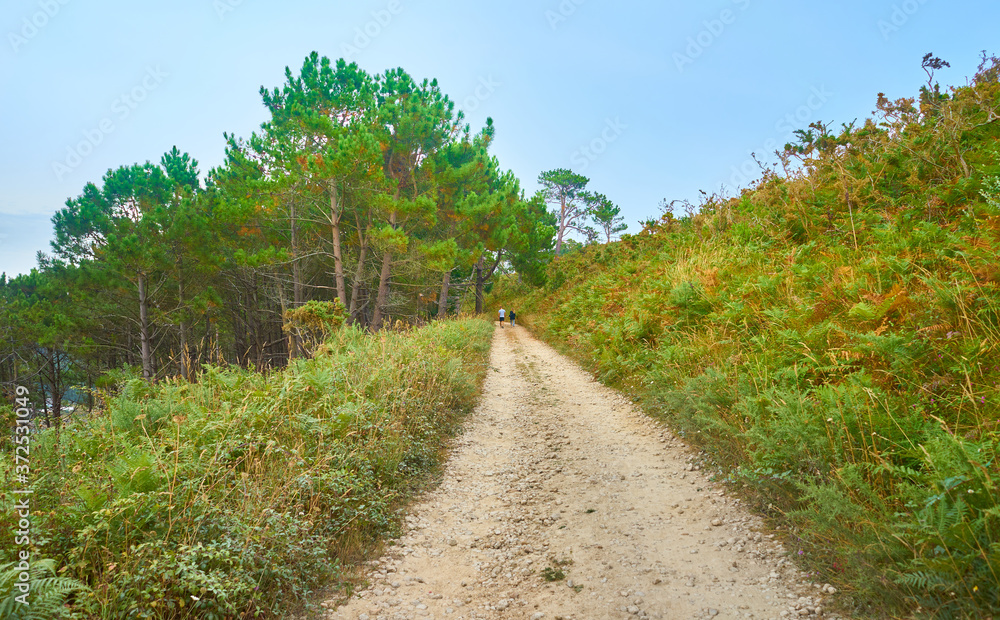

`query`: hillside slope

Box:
[506,56,1000,618]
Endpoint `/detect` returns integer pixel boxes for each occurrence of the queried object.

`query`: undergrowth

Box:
[497,55,1000,618]
[0,318,493,619]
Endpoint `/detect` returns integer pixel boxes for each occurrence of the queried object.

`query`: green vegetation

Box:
[5,45,997,620]
[0,319,493,618]
[0,559,90,619]
[503,54,1000,618]
[0,50,626,619]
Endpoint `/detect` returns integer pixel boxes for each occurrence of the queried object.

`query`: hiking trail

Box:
[324,325,841,620]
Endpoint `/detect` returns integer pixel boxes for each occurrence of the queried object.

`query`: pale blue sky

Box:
[2,0,997,277]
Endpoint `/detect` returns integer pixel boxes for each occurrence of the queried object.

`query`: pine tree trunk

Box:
[555,193,567,255]
[213,321,222,365]
[291,200,304,308]
[251,270,264,368]
[372,209,397,330]
[138,273,153,380]
[177,263,189,380]
[474,256,485,314]
[289,199,303,356]
[48,348,62,432]
[349,223,370,323]
[437,270,451,319]
[329,180,347,308]
[39,377,50,429]
[372,247,393,329]
[278,280,297,360]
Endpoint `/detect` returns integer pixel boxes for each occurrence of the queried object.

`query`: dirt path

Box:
[324,326,841,620]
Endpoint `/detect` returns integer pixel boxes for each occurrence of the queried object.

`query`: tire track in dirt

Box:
[324,326,841,620]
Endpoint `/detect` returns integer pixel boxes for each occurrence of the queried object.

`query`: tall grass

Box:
[0,319,493,619]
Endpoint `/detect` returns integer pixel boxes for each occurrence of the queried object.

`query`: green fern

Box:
[0,559,89,619]
[893,436,1000,616]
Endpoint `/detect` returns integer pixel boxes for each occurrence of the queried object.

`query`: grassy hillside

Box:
[502,57,1000,618]
[0,319,493,619]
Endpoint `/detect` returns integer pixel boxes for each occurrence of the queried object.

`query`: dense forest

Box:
[0,52,624,421]
[499,53,1000,617]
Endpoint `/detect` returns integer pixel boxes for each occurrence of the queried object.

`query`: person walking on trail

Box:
[509,310,516,327]
[498,307,505,328]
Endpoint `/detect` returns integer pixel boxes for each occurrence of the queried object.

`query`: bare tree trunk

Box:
[290,200,303,308]
[278,281,297,360]
[177,261,189,380]
[251,270,264,368]
[474,256,485,315]
[372,246,393,329]
[213,321,222,365]
[39,377,50,429]
[329,180,347,308]
[555,193,567,255]
[437,270,451,319]
[138,273,153,380]
[372,209,397,330]
[47,348,62,433]
[288,197,304,357]
[349,222,370,323]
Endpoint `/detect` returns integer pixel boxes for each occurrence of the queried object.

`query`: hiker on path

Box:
[509,310,516,327]
[498,307,505,328]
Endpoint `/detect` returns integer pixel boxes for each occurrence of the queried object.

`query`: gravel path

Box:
[324,326,842,620]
